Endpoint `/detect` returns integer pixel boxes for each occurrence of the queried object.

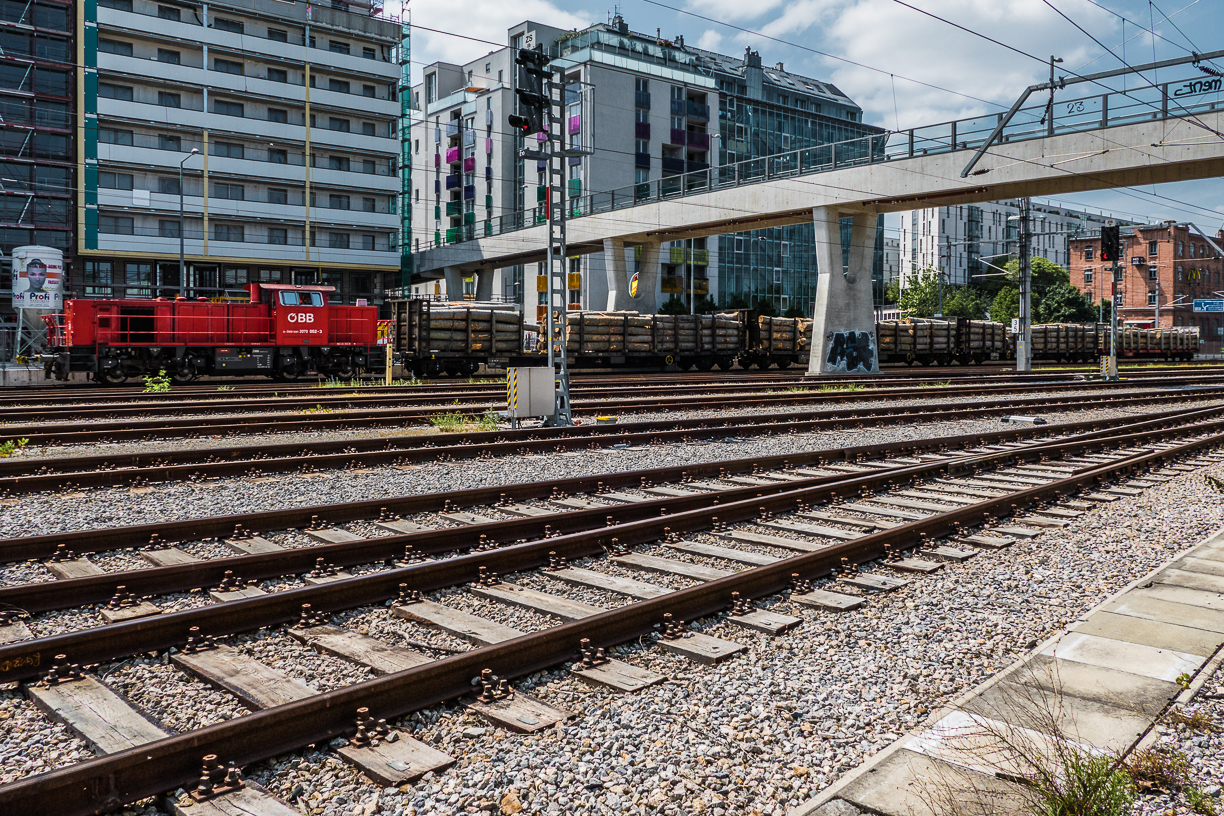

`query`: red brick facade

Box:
[1069,224,1223,353]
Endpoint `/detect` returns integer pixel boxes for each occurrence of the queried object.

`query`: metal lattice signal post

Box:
[542,70,573,427]
[1016,197,1032,372]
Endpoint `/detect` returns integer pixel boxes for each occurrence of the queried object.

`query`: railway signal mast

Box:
[508,44,590,426]
[1099,221,1121,381]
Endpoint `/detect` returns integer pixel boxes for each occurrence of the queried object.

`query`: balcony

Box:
[445,200,462,216]
[670,98,685,116]
[445,146,460,164]
[687,160,709,173]
[687,100,710,121]
[661,156,684,174]
[463,184,476,200]
[462,156,476,173]
[445,121,460,139]
[669,128,686,146]
[687,132,710,150]
[668,246,685,264]
[635,152,650,169]
[567,179,581,197]
[568,115,581,134]
[485,166,493,181]
[444,174,461,190]
[635,91,650,110]
[433,153,440,168]
[691,248,709,265]
[635,121,650,139]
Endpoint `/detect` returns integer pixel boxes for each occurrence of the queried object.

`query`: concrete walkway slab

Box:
[1040,631,1202,683]
[1070,610,1224,657]
[1107,590,1224,632]
[1019,654,1177,718]
[1156,567,1224,594]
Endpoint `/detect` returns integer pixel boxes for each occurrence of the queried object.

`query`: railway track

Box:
[3,375,1223,448]
[0,407,1219,814]
[0,387,1217,494]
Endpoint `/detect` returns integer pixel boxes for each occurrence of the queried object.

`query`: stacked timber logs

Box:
[565,312,742,356]
[416,308,522,354]
[756,315,800,355]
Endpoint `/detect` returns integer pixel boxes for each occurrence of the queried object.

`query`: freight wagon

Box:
[389,299,530,377]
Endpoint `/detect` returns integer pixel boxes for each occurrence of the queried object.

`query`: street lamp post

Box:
[179,148,199,297]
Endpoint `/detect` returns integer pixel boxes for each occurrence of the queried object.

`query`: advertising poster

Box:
[11,247,63,310]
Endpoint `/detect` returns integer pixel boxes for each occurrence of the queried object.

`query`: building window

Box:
[269,148,287,164]
[156,48,180,64]
[362,197,376,212]
[267,67,288,83]
[734,237,743,253]
[158,178,180,195]
[157,5,181,20]
[328,117,350,132]
[1148,291,1157,305]
[214,183,244,200]
[781,240,790,257]
[157,91,181,108]
[268,227,287,244]
[213,99,244,117]
[362,235,375,251]
[268,28,287,42]
[362,122,376,136]
[328,40,350,55]
[1113,267,1123,282]
[99,0,132,10]
[1084,268,1093,283]
[363,47,376,60]
[98,171,134,190]
[265,107,288,124]
[426,74,436,104]
[735,123,745,140]
[99,127,133,145]
[214,58,243,75]
[1149,240,1158,256]
[158,219,180,238]
[211,141,244,158]
[268,188,287,204]
[328,232,349,248]
[362,84,376,99]
[212,17,243,33]
[1084,246,1094,260]
[328,156,350,171]
[1149,265,1159,280]
[214,223,244,241]
[98,83,133,100]
[98,38,133,55]
[634,168,648,184]
[1178,240,1185,257]
[328,78,350,94]
[158,134,180,151]
[1178,266,1184,280]
[328,194,350,210]
[362,159,375,174]
[99,215,134,234]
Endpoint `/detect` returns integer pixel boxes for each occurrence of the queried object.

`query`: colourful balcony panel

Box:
[635,91,651,110]
[692,248,710,266]
[635,152,650,169]
[445,146,460,164]
[463,184,476,200]
[485,138,492,153]
[687,132,710,150]
[568,114,581,134]
[462,130,476,146]
[536,132,547,143]
[484,194,493,210]
[463,212,475,225]
[536,185,546,203]
[687,100,709,121]
[670,98,685,116]
[669,246,685,264]
[485,166,493,181]
[462,156,476,173]
[445,227,460,243]
[660,156,684,174]
[568,157,581,166]
[444,174,460,190]
[434,180,440,195]
[536,160,546,172]
[484,220,492,236]
[434,153,441,168]
[445,121,459,138]
[445,200,462,216]
[669,128,686,146]
[434,230,441,246]
[567,179,581,197]
[433,205,441,219]
[635,121,650,139]
[687,160,709,173]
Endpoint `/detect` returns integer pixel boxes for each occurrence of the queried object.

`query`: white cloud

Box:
[684,0,787,24]
[404,0,591,82]
[696,29,723,52]
[755,0,1120,128]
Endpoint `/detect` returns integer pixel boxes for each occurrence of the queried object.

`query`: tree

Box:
[990,286,1019,325]
[943,286,987,320]
[783,304,806,318]
[754,298,779,317]
[658,295,687,315]
[897,271,942,317]
[724,294,751,310]
[1002,257,1072,301]
[1036,282,1097,324]
[883,277,901,305]
[695,296,719,314]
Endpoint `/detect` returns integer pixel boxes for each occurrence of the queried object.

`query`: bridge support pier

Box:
[603,238,633,311]
[807,207,879,376]
[630,241,661,314]
[474,269,494,302]
[443,267,464,302]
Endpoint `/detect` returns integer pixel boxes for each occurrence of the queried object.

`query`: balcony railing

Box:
[635,152,650,169]
[687,131,710,150]
[687,100,709,121]
[670,98,685,116]
[668,128,686,146]
[660,156,684,174]
[635,121,650,139]
[635,91,650,110]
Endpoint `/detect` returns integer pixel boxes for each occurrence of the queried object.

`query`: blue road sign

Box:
[1194,299,1224,313]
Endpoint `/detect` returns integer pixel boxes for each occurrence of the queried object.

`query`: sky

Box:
[400,0,1224,236]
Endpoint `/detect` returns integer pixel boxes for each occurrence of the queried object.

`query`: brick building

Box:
[1069,222,1223,354]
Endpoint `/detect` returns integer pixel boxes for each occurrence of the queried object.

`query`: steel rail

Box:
[1,422,1218,815]
[2,399,1206,563]
[0,408,1211,682]
[1,388,1217,495]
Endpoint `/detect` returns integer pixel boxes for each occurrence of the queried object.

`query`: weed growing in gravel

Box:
[475,411,500,431]
[301,404,333,414]
[142,370,171,393]
[1188,786,1219,816]
[313,376,423,388]
[1125,746,1190,792]
[817,383,864,392]
[216,385,235,391]
[1167,705,1219,732]
[430,411,466,432]
[0,438,28,457]
[920,380,952,388]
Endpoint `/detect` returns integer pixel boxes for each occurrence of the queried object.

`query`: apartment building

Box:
[1069,222,1224,352]
[79,0,401,304]
[0,0,73,355]
[407,16,884,315]
[898,200,1123,288]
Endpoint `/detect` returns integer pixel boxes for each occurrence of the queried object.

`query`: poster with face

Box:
[11,249,63,310]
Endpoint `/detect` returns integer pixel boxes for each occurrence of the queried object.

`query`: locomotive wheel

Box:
[170,368,196,385]
[100,368,128,385]
[459,360,479,376]
[332,359,357,378]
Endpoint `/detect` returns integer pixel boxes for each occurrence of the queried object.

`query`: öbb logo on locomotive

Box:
[286,312,315,324]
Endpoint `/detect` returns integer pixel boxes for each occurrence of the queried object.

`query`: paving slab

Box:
[1154,566,1224,594]
[1105,589,1224,631]
[1018,654,1178,718]
[1039,631,1203,683]
[1069,611,1224,658]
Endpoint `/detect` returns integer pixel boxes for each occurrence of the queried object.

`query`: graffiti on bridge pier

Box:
[825,330,876,373]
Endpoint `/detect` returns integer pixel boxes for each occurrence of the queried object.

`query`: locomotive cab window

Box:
[279,291,324,306]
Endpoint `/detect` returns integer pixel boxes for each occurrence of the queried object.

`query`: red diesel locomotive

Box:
[43,283,381,384]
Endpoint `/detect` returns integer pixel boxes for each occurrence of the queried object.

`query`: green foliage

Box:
[1030,749,1134,816]
[1188,786,1218,816]
[883,277,901,304]
[1002,256,1072,297]
[991,286,1020,325]
[142,370,171,393]
[430,411,466,432]
[1126,747,1190,792]
[896,270,989,319]
[695,296,719,314]
[474,410,500,431]
[1037,283,1099,324]
[783,304,807,318]
[919,380,951,389]
[724,294,752,310]
[301,404,333,414]
[898,271,942,317]
[754,298,779,317]
[818,383,864,392]
[0,438,29,457]
[657,295,688,315]
[943,286,988,319]
[216,385,235,391]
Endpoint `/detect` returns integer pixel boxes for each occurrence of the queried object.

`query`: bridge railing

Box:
[427,70,1221,252]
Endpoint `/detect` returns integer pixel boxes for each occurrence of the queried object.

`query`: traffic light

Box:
[507,46,550,136]
[1100,224,1121,262]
